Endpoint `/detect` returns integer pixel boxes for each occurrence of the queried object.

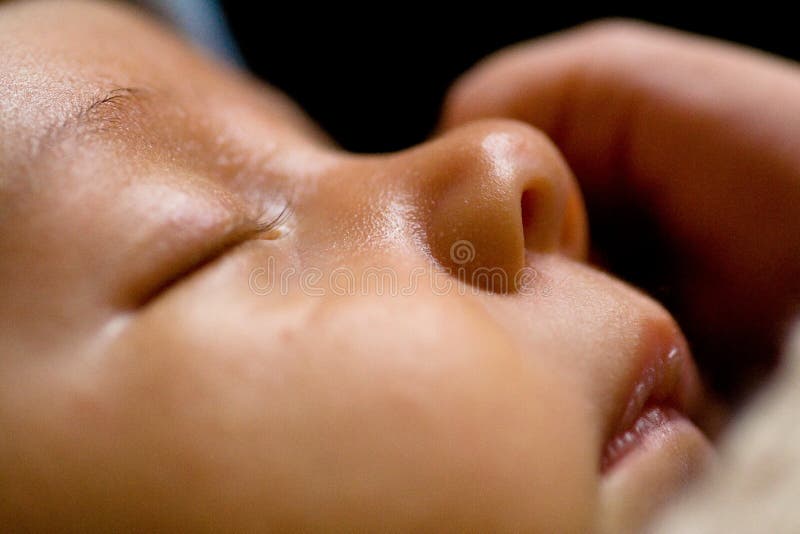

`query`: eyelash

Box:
[255,203,293,239]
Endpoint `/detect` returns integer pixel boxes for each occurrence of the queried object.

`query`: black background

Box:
[222,5,799,153]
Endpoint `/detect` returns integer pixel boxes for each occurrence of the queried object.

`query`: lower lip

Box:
[597,406,714,532]
[602,405,684,472]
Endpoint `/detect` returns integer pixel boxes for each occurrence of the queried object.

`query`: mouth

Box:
[600,326,707,474]
[596,324,715,533]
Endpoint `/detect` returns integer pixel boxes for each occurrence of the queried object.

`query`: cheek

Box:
[0,293,598,531]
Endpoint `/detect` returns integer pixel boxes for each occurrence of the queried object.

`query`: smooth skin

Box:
[0,2,793,532]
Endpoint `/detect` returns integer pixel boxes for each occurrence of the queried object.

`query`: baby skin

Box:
[0,2,748,532]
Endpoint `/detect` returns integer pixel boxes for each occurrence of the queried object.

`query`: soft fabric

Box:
[650,319,800,533]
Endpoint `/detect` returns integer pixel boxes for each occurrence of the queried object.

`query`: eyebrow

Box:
[75,86,153,133]
[38,85,155,154]
[82,87,144,118]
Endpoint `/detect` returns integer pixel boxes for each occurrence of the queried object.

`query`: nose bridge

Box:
[396,119,587,292]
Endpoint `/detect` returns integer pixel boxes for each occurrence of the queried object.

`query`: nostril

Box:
[521,181,588,261]
[520,190,535,231]
[520,184,560,253]
[520,189,538,247]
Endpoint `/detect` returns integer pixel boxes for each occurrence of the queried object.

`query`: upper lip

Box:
[602,315,705,462]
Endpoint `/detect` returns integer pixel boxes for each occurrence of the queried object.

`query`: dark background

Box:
[221,5,799,153]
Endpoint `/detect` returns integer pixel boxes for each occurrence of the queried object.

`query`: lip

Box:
[601,318,706,473]
[597,409,714,533]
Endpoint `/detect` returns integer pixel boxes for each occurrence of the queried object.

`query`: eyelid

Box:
[109,181,244,307]
[131,198,292,309]
[133,224,251,308]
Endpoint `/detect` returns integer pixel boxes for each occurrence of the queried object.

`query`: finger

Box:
[440,18,800,319]
[440,19,800,196]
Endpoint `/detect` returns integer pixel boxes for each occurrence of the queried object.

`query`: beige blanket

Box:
[650,319,800,532]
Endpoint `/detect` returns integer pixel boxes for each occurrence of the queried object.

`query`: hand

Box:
[439,20,800,403]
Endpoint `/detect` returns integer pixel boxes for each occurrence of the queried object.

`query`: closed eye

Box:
[129,197,292,308]
[37,85,294,310]
[133,201,292,309]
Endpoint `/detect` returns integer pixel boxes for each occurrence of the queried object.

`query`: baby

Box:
[2,1,799,532]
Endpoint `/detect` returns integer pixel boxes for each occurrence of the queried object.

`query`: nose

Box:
[394,119,587,291]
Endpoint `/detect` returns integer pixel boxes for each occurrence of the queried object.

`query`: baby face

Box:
[0,2,712,532]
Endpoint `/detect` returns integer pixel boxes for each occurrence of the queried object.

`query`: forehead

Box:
[0,1,328,177]
[0,1,190,150]
[0,0,338,224]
